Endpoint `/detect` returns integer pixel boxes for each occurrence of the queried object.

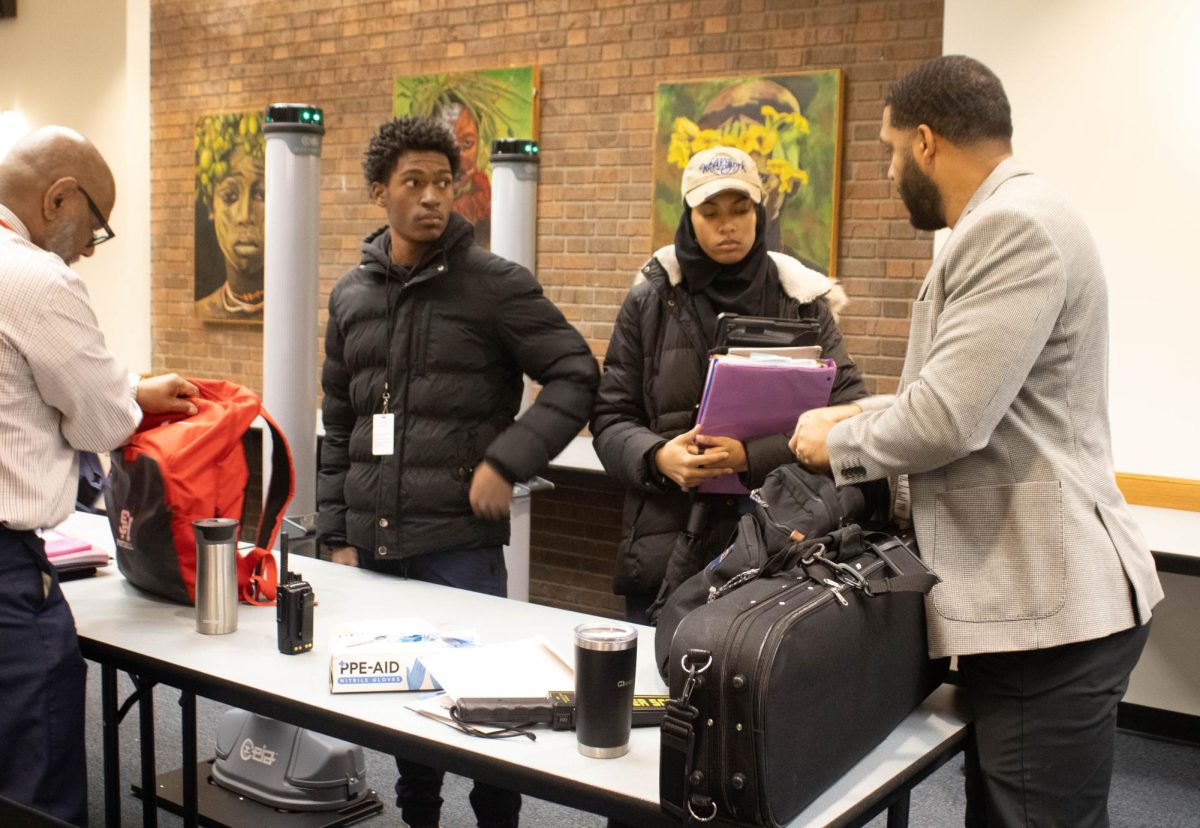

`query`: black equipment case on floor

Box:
[659,524,948,826]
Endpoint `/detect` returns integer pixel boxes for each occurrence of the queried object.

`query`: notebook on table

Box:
[39,529,112,579]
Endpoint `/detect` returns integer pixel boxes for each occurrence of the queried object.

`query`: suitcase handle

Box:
[662,650,717,824]
[712,527,937,604]
[861,531,940,596]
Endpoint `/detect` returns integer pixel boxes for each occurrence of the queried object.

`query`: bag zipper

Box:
[746,555,887,821]
[705,564,861,822]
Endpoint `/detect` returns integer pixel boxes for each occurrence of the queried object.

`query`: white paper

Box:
[727,344,823,361]
[415,637,574,701]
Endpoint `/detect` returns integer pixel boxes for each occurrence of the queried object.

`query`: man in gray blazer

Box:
[790,56,1163,827]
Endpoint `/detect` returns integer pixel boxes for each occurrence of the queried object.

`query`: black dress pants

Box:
[0,528,88,826]
[362,545,521,828]
[958,621,1151,828]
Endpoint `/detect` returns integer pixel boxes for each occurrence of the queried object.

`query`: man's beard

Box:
[898,152,946,232]
[45,219,82,265]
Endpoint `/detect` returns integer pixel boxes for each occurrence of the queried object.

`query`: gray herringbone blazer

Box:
[828,158,1163,658]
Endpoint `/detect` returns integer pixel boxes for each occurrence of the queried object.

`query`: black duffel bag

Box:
[657,466,948,826]
[654,464,870,679]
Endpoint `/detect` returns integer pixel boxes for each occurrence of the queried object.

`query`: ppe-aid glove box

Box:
[328,618,476,693]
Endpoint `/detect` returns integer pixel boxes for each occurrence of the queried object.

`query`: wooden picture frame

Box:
[651,70,844,277]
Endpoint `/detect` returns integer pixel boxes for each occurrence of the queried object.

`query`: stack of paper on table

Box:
[413,637,574,701]
[404,637,576,730]
[695,354,837,495]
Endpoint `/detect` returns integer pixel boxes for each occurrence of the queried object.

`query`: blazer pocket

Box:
[930,481,1066,623]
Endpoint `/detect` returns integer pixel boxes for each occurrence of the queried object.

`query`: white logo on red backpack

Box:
[118,509,133,543]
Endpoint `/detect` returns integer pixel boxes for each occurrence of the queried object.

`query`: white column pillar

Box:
[490,139,541,602]
[263,104,324,519]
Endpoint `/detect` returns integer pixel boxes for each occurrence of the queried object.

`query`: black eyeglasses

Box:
[76,185,115,247]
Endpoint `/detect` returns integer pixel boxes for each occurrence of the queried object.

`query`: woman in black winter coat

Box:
[590,146,869,623]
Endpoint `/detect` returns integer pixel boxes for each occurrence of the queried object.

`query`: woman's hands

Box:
[654,425,746,490]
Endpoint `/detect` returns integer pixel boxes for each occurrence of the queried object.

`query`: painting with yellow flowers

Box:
[652,70,844,276]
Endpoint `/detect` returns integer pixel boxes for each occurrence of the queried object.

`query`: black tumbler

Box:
[574,621,638,758]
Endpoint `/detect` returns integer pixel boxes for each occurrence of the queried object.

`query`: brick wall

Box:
[530,472,626,618]
[149,0,943,616]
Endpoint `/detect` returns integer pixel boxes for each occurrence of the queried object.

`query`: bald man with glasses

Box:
[0,126,198,825]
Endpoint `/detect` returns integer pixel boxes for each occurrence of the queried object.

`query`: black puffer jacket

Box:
[318,213,599,562]
[590,246,868,597]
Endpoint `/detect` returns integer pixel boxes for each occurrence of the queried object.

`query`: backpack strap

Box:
[237,409,296,605]
[241,549,278,605]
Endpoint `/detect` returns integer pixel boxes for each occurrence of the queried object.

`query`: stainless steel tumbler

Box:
[574,621,638,758]
[193,518,239,635]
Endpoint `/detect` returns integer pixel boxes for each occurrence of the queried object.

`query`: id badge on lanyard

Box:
[372,384,394,456]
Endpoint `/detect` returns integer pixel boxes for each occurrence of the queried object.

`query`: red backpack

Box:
[104,379,294,605]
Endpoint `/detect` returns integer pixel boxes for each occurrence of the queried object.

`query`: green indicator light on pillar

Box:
[263,103,326,136]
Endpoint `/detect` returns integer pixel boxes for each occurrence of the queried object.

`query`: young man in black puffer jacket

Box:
[317,116,598,828]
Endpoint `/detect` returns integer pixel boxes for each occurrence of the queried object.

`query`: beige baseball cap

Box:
[681,146,763,208]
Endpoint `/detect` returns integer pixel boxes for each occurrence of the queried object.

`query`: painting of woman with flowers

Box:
[652,71,843,276]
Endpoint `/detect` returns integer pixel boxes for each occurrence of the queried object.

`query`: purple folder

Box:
[695,357,836,494]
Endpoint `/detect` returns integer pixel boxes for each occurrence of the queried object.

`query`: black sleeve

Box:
[482,262,600,483]
[590,288,672,494]
[317,286,352,550]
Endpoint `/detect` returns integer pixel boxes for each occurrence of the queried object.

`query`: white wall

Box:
[943,0,1200,480]
[0,0,151,372]
[8,1,1193,471]
[945,0,1200,719]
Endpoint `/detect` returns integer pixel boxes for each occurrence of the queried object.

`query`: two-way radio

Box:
[275,532,314,655]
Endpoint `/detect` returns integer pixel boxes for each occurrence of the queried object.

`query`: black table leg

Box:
[101,665,120,828]
[181,691,197,828]
[137,678,157,827]
[887,789,911,828]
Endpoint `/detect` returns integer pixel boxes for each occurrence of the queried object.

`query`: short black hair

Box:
[886,55,1013,145]
[362,116,461,185]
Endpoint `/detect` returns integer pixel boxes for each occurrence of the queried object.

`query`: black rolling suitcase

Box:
[659,505,947,826]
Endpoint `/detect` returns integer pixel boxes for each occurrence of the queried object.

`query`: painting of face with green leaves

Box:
[194,111,266,323]
[652,71,844,276]
[394,67,538,250]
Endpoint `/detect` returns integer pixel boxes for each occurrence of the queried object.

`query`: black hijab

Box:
[673,200,777,344]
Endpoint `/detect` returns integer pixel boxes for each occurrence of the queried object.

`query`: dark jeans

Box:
[361,545,521,828]
[0,528,88,826]
[622,589,656,626]
[959,621,1151,828]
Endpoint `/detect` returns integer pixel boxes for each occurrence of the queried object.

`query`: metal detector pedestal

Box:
[132,760,383,827]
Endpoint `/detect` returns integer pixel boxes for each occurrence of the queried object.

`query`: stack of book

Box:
[39,529,111,579]
[696,349,836,495]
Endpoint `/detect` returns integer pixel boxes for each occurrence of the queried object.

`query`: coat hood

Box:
[358,212,476,274]
[636,244,848,320]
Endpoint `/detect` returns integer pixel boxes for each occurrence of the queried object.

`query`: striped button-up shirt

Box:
[1,203,141,530]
